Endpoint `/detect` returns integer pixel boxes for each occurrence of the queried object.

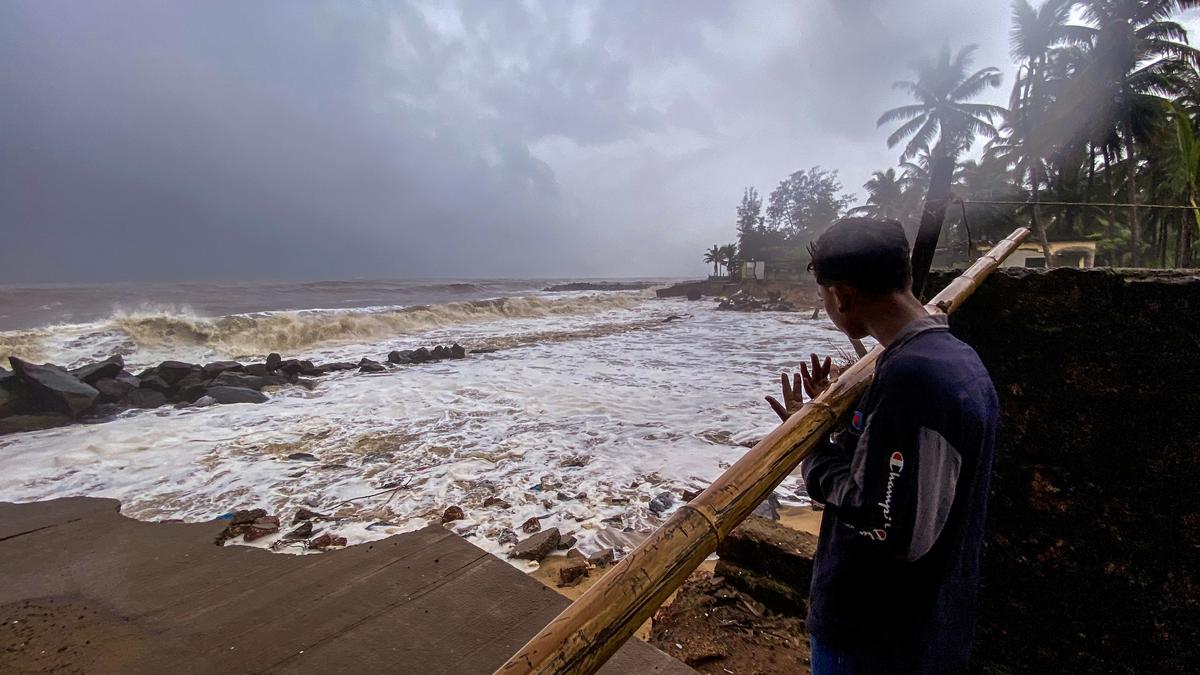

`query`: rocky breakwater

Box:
[0,342,469,437]
[716,289,797,313]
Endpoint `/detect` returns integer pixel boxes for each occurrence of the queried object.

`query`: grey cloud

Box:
[0,1,1038,283]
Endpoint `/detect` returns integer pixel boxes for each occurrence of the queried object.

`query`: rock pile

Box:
[0,342,471,436]
[716,290,796,312]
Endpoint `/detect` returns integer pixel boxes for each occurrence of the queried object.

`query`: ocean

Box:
[0,278,840,566]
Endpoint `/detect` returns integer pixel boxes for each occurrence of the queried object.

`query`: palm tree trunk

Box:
[1103,146,1119,264]
[1031,165,1053,266]
[1124,116,1141,266]
[1086,143,1096,235]
[1182,196,1197,268]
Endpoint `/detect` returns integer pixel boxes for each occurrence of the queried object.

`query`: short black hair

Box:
[807,218,912,294]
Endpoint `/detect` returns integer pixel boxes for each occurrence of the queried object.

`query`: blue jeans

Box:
[810,637,912,675]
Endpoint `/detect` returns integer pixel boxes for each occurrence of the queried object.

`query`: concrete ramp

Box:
[0,497,693,674]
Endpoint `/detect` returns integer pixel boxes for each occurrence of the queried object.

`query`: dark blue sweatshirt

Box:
[801,315,998,673]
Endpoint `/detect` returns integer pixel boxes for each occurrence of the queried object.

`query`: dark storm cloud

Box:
[0,1,1030,283]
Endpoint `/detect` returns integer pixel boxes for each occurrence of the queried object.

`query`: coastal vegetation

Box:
[711,0,1200,270]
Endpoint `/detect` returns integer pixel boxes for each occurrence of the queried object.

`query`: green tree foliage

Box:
[764,167,852,248]
[727,1,1200,270]
[878,45,1007,163]
[735,187,769,259]
[703,244,721,276]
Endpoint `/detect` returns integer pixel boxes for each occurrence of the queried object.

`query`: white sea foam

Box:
[0,293,841,568]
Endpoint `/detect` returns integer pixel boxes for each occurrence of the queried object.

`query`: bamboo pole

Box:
[496,228,1031,675]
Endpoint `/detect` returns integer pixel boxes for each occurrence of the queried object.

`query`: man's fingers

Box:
[780,372,792,403]
[799,362,814,399]
[822,356,832,379]
[810,353,821,377]
[792,372,803,403]
[765,396,790,422]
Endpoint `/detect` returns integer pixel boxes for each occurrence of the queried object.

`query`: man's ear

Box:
[829,283,855,314]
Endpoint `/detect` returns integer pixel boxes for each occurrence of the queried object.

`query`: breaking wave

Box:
[1,292,650,363]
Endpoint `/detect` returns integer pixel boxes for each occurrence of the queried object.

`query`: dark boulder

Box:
[298,360,325,376]
[358,358,386,373]
[322,362,358,372]
[508,528,561,561]
[521,516,541,533]
[244,363,270,376]
[210,371,289,390]
[0,385,27,417]
[156,361,197,385]
[278,359,303,376]
[205,386,269,404]
[430,345,449,360]
[124,389,168,409]
[450,343,466,359]
[0,414,72,436]
[8,357,99,418]
[170,372,211,403]
[386,350,411,365]
[138,374,172,392]
[0,366,14,389]
[649,491,675,515]
[93,376,138,403]
[69,355,125,385]
[201,361,244,379]
[265,353,282,371]
[409,347,431,364]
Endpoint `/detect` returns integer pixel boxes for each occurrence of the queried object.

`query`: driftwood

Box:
[495,228,1032,675]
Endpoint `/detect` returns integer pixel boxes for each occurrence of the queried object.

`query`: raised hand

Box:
[765,354,840,422]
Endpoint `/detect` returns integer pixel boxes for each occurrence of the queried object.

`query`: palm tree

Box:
[718,243,739,277]
[1165,102,1199,265]
[851,169,906,220]
[1069,0,1200,265]
[1004,0,1088,265]
[703,245,721,276]
[878,45,1008,164]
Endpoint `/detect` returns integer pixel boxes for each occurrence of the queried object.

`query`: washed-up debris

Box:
[308,533,348,550]
[509,528,560,561]
[483,497,511,509]
[283,521,314,540]
[214,509,280,545]
[293,508,330,524]
[588,548,615,567]
[558,562,590,587]
[441,505,465,524]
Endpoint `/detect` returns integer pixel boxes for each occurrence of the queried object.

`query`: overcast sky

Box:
[2,1,1199,283]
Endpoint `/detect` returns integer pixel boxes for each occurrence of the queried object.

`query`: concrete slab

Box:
[0,497,694,674]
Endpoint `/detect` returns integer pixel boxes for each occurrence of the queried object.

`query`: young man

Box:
[766,218,999,674]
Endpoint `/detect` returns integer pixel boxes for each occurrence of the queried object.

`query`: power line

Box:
[956,198,1199,211]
